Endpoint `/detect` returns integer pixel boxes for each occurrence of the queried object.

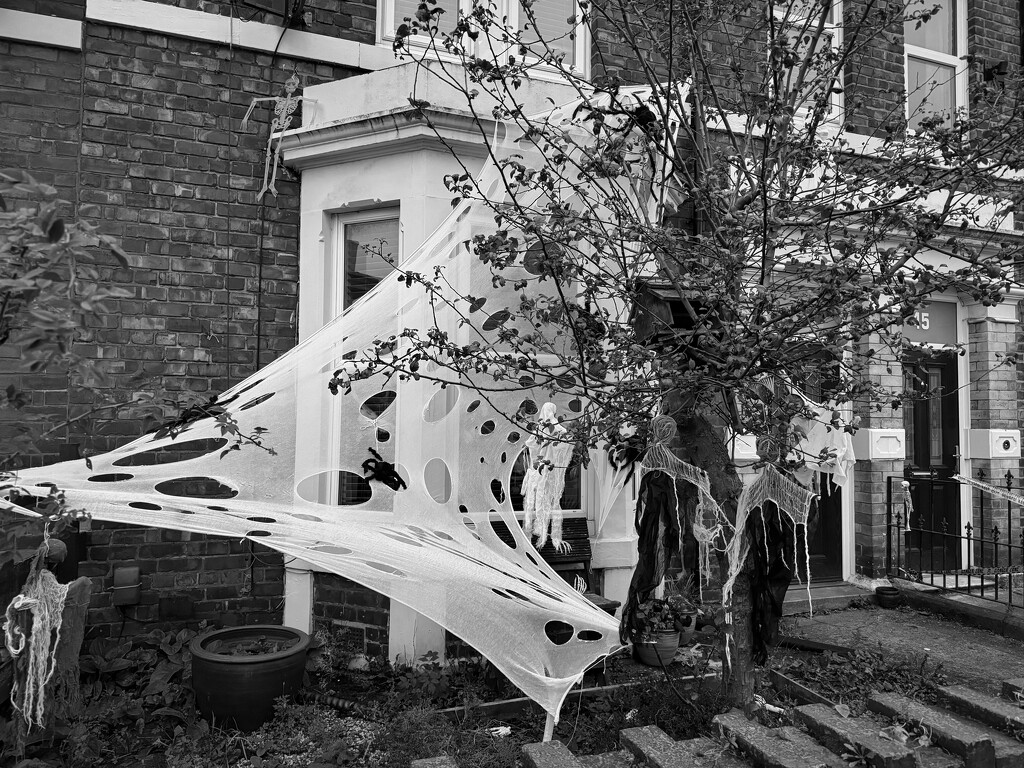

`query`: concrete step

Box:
[620,726,751,767]
[867,692,1024,768]
[1003,679,1024,703]
[792,703,916,768]
[714,710,847,768]
[523,741,587,768]
[579,749,637,768]
[783,583,871,615]
[410,758,458,768]
[938,684,1024,734]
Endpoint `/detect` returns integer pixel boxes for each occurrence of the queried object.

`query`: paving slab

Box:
[620,726,750,768]
[579,749,636,768]
[715,710,847,768]
[938,684,1024,733]
[865,692,1024,768]
[410,758,458,768]
[1004,680,1024,702]
[523,741,587,768]
[793,703,916,768]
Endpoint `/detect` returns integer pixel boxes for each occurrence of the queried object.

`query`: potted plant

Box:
[634,596,689,667]
[189,625,311,731]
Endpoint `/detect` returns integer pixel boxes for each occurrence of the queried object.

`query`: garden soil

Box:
[781,604,1024,697]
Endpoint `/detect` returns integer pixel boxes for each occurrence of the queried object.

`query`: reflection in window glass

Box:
[904,0,954,54]
[518,0,576,64]
[394,0,459,35]
[344,218,399,309]
[907,56,956,129]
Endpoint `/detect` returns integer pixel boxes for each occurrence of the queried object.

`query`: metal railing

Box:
[886,470,1024,606]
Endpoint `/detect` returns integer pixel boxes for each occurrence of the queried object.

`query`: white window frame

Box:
[771,0,844,120]
[904,0,968,128]
[377,0,591,81]
[328,207,403,321]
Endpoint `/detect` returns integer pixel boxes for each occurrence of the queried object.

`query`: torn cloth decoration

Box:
[522,403,575,552]
[789,402,856,488]
[3,95,660,723]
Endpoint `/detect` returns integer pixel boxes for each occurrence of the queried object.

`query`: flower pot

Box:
[635,630,680,667]
[875,586,902,609]
[676,610,698,645]
[190,625,311,731]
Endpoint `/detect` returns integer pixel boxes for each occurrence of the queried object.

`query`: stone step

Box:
[714,710,847,768]
[1003,679,1024,703]
[867,692,1024,768]
[938,684,1024,735]
[523,741,587,768]
[792,703,916,768]
[915,747,966,768]
[620,726,751,767]
[410,758,458,768]
[579,748,637,768]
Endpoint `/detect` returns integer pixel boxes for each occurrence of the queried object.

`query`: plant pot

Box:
[875,586,902,609]
[635,630,680,667]
[676,610,698,645]
[190,625,311,731]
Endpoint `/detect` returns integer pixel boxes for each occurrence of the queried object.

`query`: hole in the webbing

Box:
[467,399,481,413]
[544,621,575,645]
[238,392,274,411]
[480,420,495,435]
[295,472,373,506]
[568,398,583,413]
[113,438,230,466]
[155,477,238,499]
[208,505,229,512]
[424,458,452,503]
[490,479,505,504]
[376,428,391,442]
[482,309,511,331]
[507,432,521,443]
[363,561,406,577]
[458,505,469,514]
[491,519,515,548]
[424,387,459,423]
[361,390,397,419]
[128,501,161,511]
[246,530,271,538]
[247,516,276,523]
[312,545,352,555]
[88,473,134,482]
[292,513,322,522]
[518,399,537,416]
[577,630,603,642]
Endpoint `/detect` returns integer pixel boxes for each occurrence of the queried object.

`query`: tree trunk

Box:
[668,405,758,710]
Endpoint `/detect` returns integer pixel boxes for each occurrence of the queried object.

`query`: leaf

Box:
[141,660,183,697]
[151,707,187,721]
[835,703,851,718]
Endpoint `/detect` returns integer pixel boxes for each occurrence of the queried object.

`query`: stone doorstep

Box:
[866,692,1024,768]
[714,710,847,768]
[938,685,1024,734]
[793,703,917,768]
[619,726,751,768]
[523,740,588,768]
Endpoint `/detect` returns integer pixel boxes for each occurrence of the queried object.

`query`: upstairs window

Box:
[904,0,967,129]
[772,0,843,117]
[331,210,401,314]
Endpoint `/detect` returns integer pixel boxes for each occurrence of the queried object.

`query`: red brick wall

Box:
[312,572,390,659]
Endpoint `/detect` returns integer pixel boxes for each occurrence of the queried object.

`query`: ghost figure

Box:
[522,403,575,552]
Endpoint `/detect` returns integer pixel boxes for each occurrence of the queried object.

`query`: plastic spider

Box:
[361,447,407,491]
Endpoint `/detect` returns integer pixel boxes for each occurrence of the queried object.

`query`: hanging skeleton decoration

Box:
[522,403,575,552]
[241,73,316,201]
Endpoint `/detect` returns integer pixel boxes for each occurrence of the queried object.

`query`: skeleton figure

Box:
[241,73,316,200]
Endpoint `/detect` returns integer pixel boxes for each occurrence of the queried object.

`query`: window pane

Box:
[904,0,954,54]
[519,0,576,65]
[907,56,956,128]
[344,218,399,309]
[394,0,459,36]
[784,0,834,24]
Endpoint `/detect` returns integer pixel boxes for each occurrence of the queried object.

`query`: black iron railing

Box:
[886,470,1024,606]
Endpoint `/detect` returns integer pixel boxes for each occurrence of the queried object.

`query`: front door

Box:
[903,351,960,569]
[796,479,843,582]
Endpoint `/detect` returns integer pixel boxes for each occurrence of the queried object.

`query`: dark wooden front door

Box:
[796,479,843,582]
[903,352,960,569]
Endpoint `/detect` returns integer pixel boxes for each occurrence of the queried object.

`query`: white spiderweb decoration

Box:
[2,85,694,722]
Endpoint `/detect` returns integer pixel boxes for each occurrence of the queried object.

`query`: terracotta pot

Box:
[635,630,680,667]
[190,625,311,731]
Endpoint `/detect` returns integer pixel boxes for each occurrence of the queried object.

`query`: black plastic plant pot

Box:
[875,585,902,609]
[189,625,311,732]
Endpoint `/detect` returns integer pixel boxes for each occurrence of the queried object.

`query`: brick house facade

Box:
[1,0,1023,661]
